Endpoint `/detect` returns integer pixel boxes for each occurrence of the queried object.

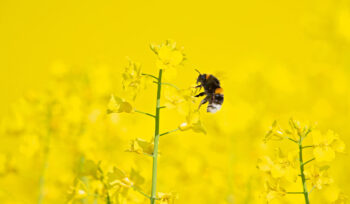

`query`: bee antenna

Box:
[195,69,201,75]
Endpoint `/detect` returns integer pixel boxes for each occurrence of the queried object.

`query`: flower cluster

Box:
[258,119,347,203]
[104,40,205,203]
[150,39,186,71]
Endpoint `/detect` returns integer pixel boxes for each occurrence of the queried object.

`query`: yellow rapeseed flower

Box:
[157,192,178,204]
[263,178,286,202]
[126,138,154,155]
[108,167,134,188]
[151,40,185,70]
[332,192,348,204]
[312,130,346,162]
[257,149,298,182]
[264,120,285,142]
[122,59,149,100]
[178,110,206,134]
[67,179,88,203]
[304,165,333,189]
[107,95,133,113]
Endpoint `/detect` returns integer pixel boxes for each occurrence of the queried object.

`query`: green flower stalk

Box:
[150,69,163,204]
[106,40,199,204]
[298,136,310,204]
[38,105,53,204]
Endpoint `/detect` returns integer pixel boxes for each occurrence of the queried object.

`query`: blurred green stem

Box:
[160,128,179,137]
[97,166,111,204]
[298,138,310,204]
[135,110,156,118]
[142,73,158,80]
[37,109,52,204]
[150,69,163,204]
[132,186,151,199]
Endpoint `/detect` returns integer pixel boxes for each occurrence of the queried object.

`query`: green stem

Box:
[309,186,316,194]
[79,156,89,204]
[287,192,304,194]
[38,109,52,204]
[302,158,315,167]
[160,128,179,137]
[93,193,98,204]
[150,69,163,204]
[161,82,180,90]
[37,140,50,204]
[106,193,111,204]
[302,145,314,149]
[286,137,298,144]
[135,110,156,118]
[298,140,310,204]
[142,73,159,81]
[132,186,151,199]
[97,166,111,204]
[152,81,180,90]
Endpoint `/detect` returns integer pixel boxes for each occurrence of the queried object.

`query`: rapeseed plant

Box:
[106,40,204,204]
[259,119,347,204]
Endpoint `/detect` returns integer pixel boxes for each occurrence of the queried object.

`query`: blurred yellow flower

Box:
[19,133,40,158]
[0,154,7,175]
[157,192,178,204]
[163,87,195,113]
[304,165,333,190]
[264,120,285,142]
[126,138,154,156]
[257,149,298,182]
[178,110,206,134]
[313,130,346,162]
[122,59,149,100]
[129,169,145,187]
[67,179,88,203]
[108,167,134,188]
[107,95,133,113]
[263,178,286,202]
[79,159,99,178]
[332,192,348,204]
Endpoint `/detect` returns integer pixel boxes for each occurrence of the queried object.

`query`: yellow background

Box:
[1,0,350,203]
[2,0,349,115]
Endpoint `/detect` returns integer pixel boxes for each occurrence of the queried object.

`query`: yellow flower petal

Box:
[257,156,273,172]
[169,50,183,65]
[126,138,154,155]
[314,146,336,162]
[332,138,346,153]
[107,95,134,114]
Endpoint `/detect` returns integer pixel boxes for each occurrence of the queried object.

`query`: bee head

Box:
[195,69,206,85]
[196,74,207,85]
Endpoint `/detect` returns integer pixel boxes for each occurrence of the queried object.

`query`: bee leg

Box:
[193,85,202,93]
[195,92,206,97]
[198,98,208,110]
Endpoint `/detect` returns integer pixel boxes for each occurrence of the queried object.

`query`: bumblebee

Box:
[194,69,224,113]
